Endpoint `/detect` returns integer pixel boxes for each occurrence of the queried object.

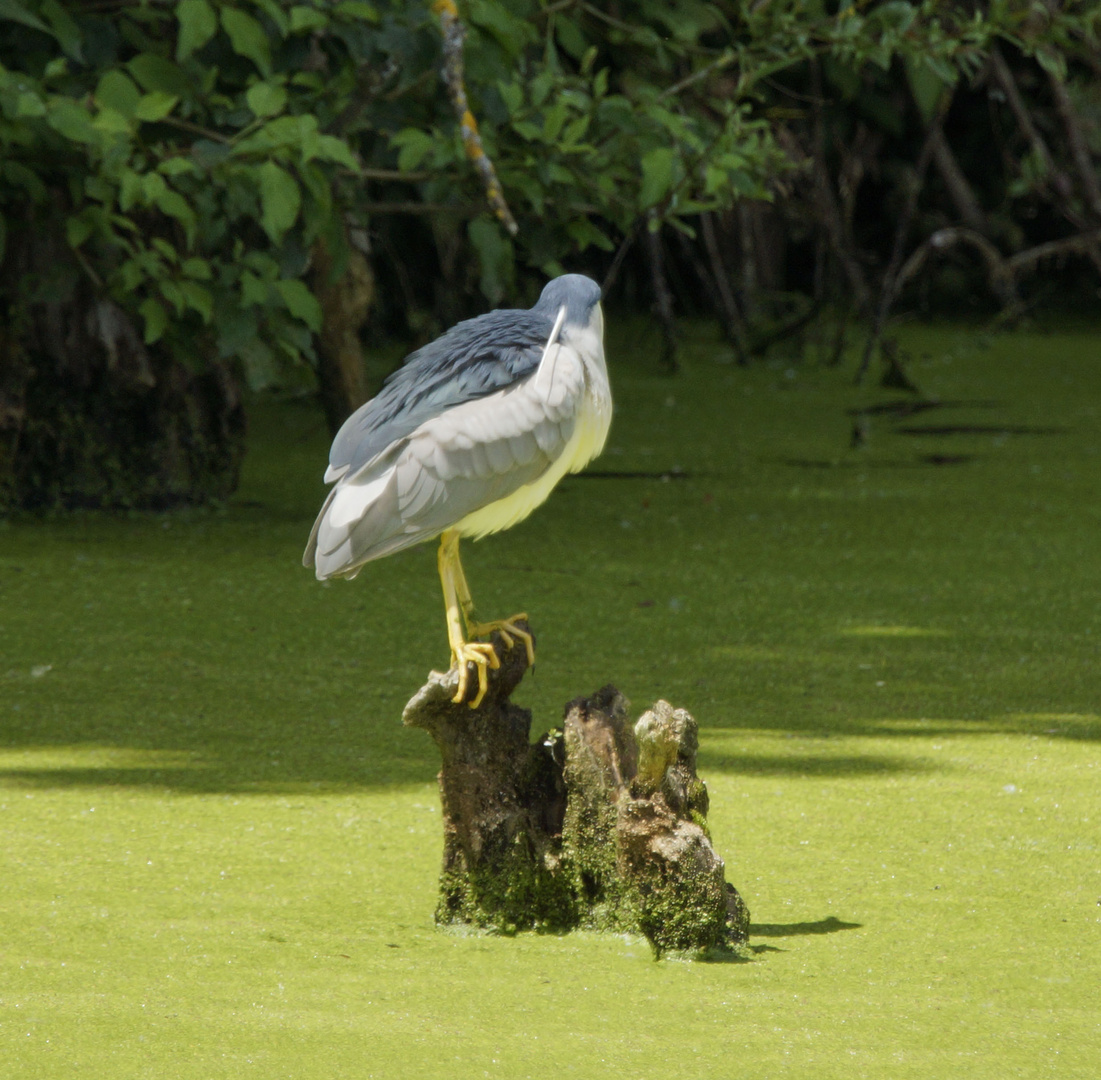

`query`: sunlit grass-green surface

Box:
[2,323,1099,1078]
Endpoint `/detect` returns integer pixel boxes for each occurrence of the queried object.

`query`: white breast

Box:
[454,306,611,540]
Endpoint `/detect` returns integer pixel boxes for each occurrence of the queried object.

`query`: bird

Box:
[303,273,611,708]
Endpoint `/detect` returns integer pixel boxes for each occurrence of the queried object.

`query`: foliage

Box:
[0,0,381,388]
[6,1,1094,387]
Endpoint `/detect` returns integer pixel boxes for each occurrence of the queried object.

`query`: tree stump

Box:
[402,622,750,955]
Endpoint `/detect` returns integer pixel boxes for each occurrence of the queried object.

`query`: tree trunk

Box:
[310,234,375,437]
[402,623,750,955]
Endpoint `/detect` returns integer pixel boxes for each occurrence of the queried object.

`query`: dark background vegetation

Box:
[0,0,1098,511]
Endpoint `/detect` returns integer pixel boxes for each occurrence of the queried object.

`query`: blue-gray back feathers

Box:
[328,274,601,477]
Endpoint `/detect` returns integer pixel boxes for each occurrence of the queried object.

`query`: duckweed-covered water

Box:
[2,322,1099,1077]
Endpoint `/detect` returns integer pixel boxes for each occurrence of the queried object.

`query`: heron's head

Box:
[533,274,602,335]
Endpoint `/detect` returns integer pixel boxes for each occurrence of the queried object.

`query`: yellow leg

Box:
[438,530,498,708]
[449,538,536,669]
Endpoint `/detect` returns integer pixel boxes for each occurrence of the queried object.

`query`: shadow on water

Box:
[751,916,863,938]
[697,916,861,964]
[695,751,932,779]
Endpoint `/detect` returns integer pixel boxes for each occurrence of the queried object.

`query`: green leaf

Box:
[95,70,141,117]
[119,169,142,211]
[240,269,270,307]
[391,128,434,172]
[639,146,677,209]
[134,92,179,122]
[290,5,328,32]
[181,256,212,279]
[15,91,46,118]
[176,0,218,62]
[151,237,179,262]
[46,100,97,144]
[246,81,287,118]
[40,0,82,62]
[139,297,168,344]
[1035,49,1067,82]
[275,279,322,331]
[181,280,213,322]
[315,134,358,170]
[905,55,953,124]
[249,0,288,36]
[497,79,523,117]
[0,0,49,34]
[257,160,300,242]
[155,189,197,245]
[158,157,197,177]
[92,107,134,136]
[128,54,190,96]
[66,212,95,249]
[221,8,272,77]
[335,1,379,23]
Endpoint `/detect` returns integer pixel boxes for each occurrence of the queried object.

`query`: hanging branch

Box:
[432,0,518,236]
[807,62,873,319]
[645,214,679,371]
[699,211,750,363]
[988,45,1075,206]
[854,114,943,385]
[1045,63,1101,221]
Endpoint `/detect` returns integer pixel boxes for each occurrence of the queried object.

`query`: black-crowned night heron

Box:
[304,274,610,708]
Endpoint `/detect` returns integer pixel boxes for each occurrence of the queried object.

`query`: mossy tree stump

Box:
[402,623,749,955]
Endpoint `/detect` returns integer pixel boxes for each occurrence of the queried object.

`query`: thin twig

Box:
[601,224,636,297]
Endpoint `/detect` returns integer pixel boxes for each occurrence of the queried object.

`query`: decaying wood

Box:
[402,623,750,955]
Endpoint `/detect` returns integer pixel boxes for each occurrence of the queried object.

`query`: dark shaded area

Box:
[0,220,245,511]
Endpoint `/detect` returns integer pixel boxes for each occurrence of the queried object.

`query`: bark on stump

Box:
[402,623,750,955]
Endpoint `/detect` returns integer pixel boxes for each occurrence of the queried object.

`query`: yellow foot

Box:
[466,614,536,669]
[451,641,501,709]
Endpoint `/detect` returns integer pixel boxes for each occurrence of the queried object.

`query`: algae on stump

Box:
[402,624,749,954]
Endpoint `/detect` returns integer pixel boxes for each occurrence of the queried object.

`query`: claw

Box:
[451,640,500,708]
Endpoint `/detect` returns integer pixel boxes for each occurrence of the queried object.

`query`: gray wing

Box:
[325,307,555,482]
[304,344,586,579]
